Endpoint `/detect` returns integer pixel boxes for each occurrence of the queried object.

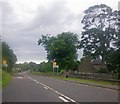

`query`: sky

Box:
[1,0,119,64]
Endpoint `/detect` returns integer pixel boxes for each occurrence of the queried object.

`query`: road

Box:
[2,72,119,103]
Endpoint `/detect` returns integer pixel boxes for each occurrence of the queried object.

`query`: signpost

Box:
[2,60,8,71]
[52,59,59,75]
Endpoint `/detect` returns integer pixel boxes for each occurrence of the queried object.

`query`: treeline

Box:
[2,41,17,73]
[15,61,53,73]
[37,4,120,79]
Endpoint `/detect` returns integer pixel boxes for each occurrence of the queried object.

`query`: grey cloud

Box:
[2,2,17,26]
[2,1,83,63]
[23,2,77,33]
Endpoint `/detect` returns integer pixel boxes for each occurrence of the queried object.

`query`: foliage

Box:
[96,68,108,73]
[38,32,80,70]
[15,62,29,72]
[28,62,38,71]
[38,61,52,72]
[106,44,120,79]
[15,62,39,72]
[0,69,2,87]
[2,42,17,72]
[80,4,118,62]
[105,11,120,79]
[2,70,12,87]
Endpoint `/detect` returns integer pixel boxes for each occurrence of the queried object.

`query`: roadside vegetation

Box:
[30,71,119,86]
[2,41,17,87]
[0,69,2,87]
[2,70,12,87]
[51,76,119,86]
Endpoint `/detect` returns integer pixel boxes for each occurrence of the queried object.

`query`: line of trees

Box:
[15,61,53,73]
[37,4,120,79]
[2,41,17,72]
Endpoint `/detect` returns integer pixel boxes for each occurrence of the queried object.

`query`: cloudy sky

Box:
[1,0,119,64]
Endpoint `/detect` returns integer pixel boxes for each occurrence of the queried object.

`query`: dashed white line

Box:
[60,94,76,103]
[33,79,37,82]
[36,81,39,84]
[59,96,69,102]
[26,75,79,104]
[44,87,49,89]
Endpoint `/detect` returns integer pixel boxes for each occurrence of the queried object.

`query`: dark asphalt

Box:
[2,73,61,102]
[2,72,119,103]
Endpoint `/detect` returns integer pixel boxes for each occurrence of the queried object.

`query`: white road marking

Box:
[55,91,60,95]
[26,75,79,104]
[36,81,39,84]
[59,96,69,102]
[13,77,24,79]
[60,94,76,102]
[33,79,37,82]
[44,87,48,89]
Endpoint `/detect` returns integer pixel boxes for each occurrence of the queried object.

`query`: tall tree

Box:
[2,42,17,72]
[107,10,120,79]
[38,32,80,70]
[80,4,118,62]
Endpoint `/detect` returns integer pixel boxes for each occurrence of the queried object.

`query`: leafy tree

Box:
[80,4,118,62]
[2,42,17,72]
[38,61,52,72]
[38,32,80,70]
[29,62,38,71]
[106,10,120,79]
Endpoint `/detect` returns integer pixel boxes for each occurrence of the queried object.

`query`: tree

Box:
[38,32,80,70]
[80,4,118,62]
[38,61,52,72]
[2,42,17,72]
[106,10,120,79]
[29,62,38,71]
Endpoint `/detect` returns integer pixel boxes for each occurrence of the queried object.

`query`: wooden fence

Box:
[69,72,120,83]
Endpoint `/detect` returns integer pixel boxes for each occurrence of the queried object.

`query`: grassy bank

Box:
[0,69,2,87]
[51,76,118,86]
[30,71,118,86]
[2,70,12,87]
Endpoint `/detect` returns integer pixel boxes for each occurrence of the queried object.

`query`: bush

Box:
[96,68,108,73]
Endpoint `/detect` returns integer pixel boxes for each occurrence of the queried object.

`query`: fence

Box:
[69,72,120,83]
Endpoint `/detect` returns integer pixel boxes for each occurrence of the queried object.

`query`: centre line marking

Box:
[36,81,39,84]
[59,96,69,102]
[44,87,48,89]
[26,75,79,104]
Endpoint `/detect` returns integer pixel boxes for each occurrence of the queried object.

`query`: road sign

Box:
[3,60,7,64]
[53,62,57,67]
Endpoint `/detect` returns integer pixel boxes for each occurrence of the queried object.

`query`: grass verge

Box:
[0,69,2,87]
[2,70,12,87]
[51,76,119,86]
[30,71,118,86]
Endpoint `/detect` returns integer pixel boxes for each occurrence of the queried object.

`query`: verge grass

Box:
[51,75,119,86]
[0,69,2,87]
[30,71,118,86]
[2,70,12,87]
